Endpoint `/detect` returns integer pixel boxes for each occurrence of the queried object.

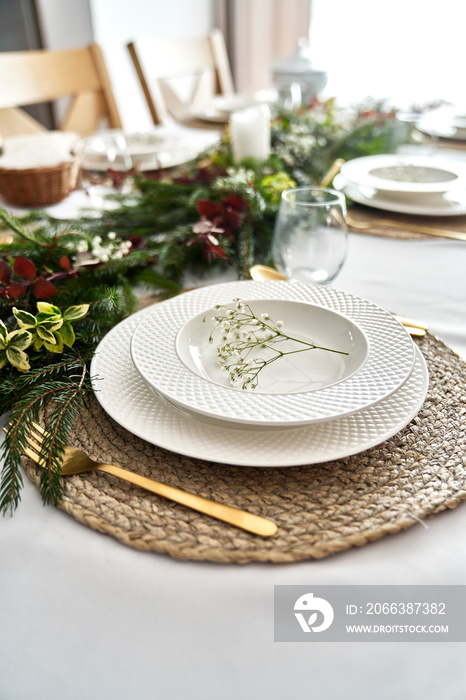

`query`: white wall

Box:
[35,0,93,49]
[89,0,214,130]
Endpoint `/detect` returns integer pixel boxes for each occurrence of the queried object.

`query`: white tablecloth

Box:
[2,198,466,700]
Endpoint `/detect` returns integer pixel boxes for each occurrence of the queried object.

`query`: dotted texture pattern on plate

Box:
[22,331,466,564]
[130,281,416,425]
[90,304,427,467]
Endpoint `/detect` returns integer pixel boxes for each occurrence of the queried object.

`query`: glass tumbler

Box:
[76,132,133,201]
[272,187,347,285]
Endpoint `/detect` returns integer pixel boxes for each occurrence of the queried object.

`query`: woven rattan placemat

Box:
[23,333,466,564]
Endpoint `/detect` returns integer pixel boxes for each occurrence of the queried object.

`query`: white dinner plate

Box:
[130,281,415,426]
[90,305,428,467]
[334,173,466,217]
[340,154,466,196]
[79,130,197,171]
[416,112,466,142]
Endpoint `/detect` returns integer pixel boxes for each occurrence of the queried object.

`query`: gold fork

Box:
[12,422,278,537]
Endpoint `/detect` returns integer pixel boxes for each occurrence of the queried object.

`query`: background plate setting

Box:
[91,305,428,467]
[130,281,416,426]
[334,174,466,217]
[340,154,466,195]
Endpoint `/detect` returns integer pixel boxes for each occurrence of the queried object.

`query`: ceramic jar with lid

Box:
[270,37,327,107]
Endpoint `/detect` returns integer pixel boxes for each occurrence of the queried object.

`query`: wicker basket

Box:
[0,156,80,207]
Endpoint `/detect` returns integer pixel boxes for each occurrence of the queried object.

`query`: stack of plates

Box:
[79,130,197,172]
[90,281,429,468]
[334,154,466,216]
[416,108,466,142]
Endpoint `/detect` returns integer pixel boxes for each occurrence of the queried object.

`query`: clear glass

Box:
[275,80,302,111]
[76,132,133,203]
[272,187,347,285]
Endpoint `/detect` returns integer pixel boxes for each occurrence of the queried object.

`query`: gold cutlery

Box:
[346,214,466,242]
[9,422,278,537]
[248,265,427,336]
[319,158,346,187]
[318,158,466,242]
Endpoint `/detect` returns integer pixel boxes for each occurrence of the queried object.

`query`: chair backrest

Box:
[0,44,122,137]
[127,29,234,125]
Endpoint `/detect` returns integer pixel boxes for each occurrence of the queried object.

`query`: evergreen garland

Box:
[0,101,412,514]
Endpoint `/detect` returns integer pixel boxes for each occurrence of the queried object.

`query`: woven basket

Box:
[0,156,80,207]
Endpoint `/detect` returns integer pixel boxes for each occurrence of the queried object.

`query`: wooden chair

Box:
[127,29,234,126]
[0,44,122,137]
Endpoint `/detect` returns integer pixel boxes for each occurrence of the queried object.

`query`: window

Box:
[309,0,466,111]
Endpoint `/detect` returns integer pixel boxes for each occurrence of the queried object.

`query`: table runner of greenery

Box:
[0,101,411,514]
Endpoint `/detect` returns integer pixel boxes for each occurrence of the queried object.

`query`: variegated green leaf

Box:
[36,302,61,315]
[59,321,75,348]
[44,331,64,354]
[6,346,30,372]
[36,312,63,330]
[7,329,32,351]
[0,320,7,339]
[37,326,57,344]
[33,337,44,351]
[63,304,89,321]
[13,308,36,328]
[0,351,7,369]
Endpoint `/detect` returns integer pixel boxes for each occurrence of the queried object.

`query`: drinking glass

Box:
[272,187,347,285]
[76,132,133,203]
[275,80,302,111]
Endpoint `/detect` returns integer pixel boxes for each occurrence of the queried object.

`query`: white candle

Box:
[230,105,271,163]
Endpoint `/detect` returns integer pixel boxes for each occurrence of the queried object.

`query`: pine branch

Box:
[1,365,92,514]
[238,219,254,280]
[0,358,86,415]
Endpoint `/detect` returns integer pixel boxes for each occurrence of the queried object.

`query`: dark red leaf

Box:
[223,209,241,230]
[13,255,36,280]
[7,281,29,298]
[33,278,58,299]
[223,193,249,212]
[0,287,7,299]
[127,235,145,250]
[0,260,12,284]
[59,255,72,271]
[197,199,221,218]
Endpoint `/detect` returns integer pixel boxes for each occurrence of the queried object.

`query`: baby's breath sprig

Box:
[207,298,348,391]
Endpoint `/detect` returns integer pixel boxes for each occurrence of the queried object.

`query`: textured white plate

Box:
[176,299,369,395]
[340,154,466,195]
[90,306,428,467]
[130,281,415,426]
[334,174,466,217]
